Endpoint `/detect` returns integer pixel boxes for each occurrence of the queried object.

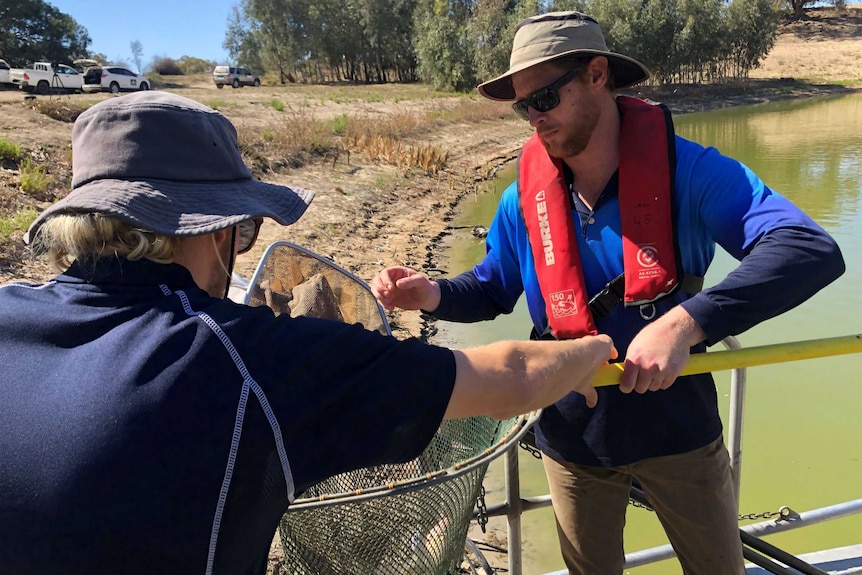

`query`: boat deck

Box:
[745,544,862,575]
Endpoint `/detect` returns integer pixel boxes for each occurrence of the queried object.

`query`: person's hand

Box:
[618,306,705,394]
[370,266,441,311]
[566,334,617,408]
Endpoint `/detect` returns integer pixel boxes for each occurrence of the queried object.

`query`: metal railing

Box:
[474,336,862,575]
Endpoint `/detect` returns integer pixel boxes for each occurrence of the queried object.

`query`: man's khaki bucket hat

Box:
[478,11,651,101]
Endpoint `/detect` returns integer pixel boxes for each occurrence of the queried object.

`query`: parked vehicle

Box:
[78,62,150,94]
[0,59,12,86]
[213,66,260,89]
[8,62,83,94]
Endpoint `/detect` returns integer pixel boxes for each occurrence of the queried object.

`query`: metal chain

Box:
[519,439,542,459]
[738,506,799,522]
[628,497,654,511]
[629,499,798,523]
[475,486,489,533]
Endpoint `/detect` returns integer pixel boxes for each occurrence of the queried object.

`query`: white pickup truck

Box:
[9,62,84,94]
[0,59,12,86]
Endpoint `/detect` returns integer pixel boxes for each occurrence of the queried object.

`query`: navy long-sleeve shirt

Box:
[432,136,844,466]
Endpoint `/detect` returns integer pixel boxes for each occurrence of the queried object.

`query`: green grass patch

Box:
[0,206,38,242]
[330,113,349,135]
[208,98,248,110]
[0,139,23,162]
[270,98,285,112]
[20,159,53,196]
[204,99,229,110]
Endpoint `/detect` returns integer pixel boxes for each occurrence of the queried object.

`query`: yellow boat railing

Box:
[592,333,862,387]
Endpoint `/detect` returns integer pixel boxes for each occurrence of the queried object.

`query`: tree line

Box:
[225,0,785,90]
[0,0,835,90]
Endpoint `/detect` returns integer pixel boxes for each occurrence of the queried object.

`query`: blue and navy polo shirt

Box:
[0,257,456,575]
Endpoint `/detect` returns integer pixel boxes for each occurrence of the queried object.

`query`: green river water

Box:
[432,92,862,574]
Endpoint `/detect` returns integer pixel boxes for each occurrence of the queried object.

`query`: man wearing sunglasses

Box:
[372,11,844,575]
[0,91,617,575]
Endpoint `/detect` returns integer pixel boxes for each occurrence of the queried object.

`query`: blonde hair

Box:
[32,213,180,272]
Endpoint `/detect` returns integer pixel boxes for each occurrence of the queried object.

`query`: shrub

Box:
[330,113,349,135]
[152,57,183,75]
[19,159,53,196]
[0,139,23,163]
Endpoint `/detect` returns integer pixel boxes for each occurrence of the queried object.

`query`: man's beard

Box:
[540,97,600,159]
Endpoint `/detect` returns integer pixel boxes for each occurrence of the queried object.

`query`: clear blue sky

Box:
[49,0,237,67]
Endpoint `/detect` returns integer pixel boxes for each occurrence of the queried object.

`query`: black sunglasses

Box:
[512,69,578,121]
[235,218,263,254]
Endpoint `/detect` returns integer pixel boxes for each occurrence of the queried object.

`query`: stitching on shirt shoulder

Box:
[0,281,56,291]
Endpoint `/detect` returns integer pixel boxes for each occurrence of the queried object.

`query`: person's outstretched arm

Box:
[445,335,616,420]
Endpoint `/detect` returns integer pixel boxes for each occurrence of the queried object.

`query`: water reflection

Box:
[675,94,862,226]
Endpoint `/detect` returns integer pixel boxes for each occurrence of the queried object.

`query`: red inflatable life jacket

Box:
[519,96,679,339]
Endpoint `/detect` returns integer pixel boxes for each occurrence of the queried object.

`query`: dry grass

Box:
[750,6,862,83]
[25,98,94,123]
[234,97,507,176]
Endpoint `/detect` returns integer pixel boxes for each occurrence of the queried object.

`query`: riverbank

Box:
[2,74,858,339]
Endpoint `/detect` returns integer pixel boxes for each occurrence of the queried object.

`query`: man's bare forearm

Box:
[445,335,615,420]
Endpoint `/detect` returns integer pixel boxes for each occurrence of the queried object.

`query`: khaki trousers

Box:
[542,437,744,575]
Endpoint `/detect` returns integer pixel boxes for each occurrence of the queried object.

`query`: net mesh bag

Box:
[243,242,525,575]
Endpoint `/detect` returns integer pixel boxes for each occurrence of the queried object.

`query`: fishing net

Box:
[243,242,532,575]
[243,241,388,335]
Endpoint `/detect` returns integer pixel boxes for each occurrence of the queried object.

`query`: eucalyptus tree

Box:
[725,0,779,77]
[130,40,144,74]
[354,0,418,82]
[242,0,300,83]
[354,0,391,82]
[673,0,726,82]
[548,0,591,11]
[413,0,478,91]
[0,0,91,66]
[387,0,420,82]
[467,0,514,84]
[591,0,685,84]
[312,0,361,81]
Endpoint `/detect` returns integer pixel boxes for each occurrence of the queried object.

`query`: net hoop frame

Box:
[244,240,392,336]
[287,409,541,511]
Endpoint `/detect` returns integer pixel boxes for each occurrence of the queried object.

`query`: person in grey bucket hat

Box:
[0,91,616,574]
[372,10,843,575]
